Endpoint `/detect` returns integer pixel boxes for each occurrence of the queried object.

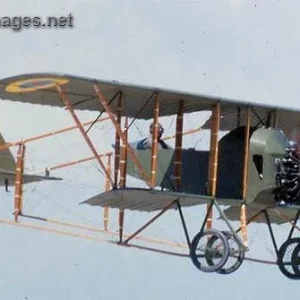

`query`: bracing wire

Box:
[85,92,120,134]
[125,92,155,132]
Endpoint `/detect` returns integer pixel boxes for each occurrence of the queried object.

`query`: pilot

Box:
[137,122,170,150]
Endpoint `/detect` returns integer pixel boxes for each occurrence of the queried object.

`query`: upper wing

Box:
[1,73,300,125]
[0,73,218,119]
[202,108,300,138]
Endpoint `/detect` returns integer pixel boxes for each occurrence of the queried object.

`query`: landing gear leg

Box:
[265,209,300,279]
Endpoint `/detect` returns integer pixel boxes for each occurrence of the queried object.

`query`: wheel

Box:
[277,238,300,280]
[291,242,300,276]
[190,229,230,273]
[206,231,245,274]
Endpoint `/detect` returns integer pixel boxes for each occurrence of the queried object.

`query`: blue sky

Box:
[0,0,300,299]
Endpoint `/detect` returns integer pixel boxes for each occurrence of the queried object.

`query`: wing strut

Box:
[240,107,251,246]
[14,143,25,222]
[56,85,113,185]
[103,154,112,231]
[114,93,122,189]
[150,93,160,187]
[93,84,153,188]
[118,99,127,243]
[206,102,221,229]
[174,100,184,191]
[123,200,176,244]
[113,93,126,242]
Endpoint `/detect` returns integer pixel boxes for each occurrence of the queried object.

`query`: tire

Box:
[206,231,245,275]
[291,242,300,276]
[277,238,300,280]
[190,229,230,273]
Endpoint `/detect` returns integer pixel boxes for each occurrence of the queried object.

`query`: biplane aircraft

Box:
[1,72,300,279]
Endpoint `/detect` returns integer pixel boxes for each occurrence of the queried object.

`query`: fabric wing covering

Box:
[80,188,239,212]
[80,188,295,224]
[0,73,299,137]
[0,169,62,186]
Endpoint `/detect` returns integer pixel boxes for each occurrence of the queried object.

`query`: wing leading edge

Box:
[81,188,296,225]
[1,73,300,126]
[80,188,242,212]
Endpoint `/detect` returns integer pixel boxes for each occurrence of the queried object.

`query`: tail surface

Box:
[0,133,62,189]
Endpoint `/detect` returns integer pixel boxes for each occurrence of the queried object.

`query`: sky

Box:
[0,0,300,299]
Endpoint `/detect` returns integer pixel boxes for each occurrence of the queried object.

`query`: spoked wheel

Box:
[277,238,300,280]
[292,242,300,276]
[206,231,245,275]
[190,229,230,273]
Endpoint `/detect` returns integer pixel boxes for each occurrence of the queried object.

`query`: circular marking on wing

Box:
[5,78,69,93]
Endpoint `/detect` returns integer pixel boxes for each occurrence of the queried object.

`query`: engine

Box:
[275,143,300,206]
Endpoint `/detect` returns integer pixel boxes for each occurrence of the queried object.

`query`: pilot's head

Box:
[149,122,164,139]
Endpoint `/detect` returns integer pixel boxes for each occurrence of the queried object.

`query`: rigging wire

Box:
[125,92,155,132]
[85,92,120,134]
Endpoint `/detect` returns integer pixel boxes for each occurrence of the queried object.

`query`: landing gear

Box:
[277,238,300,280]
[187,199,247,274]
[291,242,300,276]
[190,229,246,274]
[263,208,300,279]
[206,230,245,274]
[190,229,230,273]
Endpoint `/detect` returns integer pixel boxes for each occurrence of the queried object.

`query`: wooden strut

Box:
[93,84,153,188]
[150,93,160,187]
[118,117,128,243]
[19,213,189,249]
[114,93,123,188]
[0,120,200,156]
[206,103,220,229]
[0,216,278,265]
[14,143,25,222]
[45,152,113,172]
[119,117,128,189]
[272,109,278,128]
[0,116,109,152]
[174,100,184,191]
[274,209,300,232]
[114,93,124,241]
[56,85,113,185]
[163,126,201,141]
[103,153,112,231]
[14,126,201,175]
[240,107,251,247]
[0,215,278,265]
[19,143,25,216]
[123,200,176,244]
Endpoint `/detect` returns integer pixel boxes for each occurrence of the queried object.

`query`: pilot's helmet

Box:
[149,122,164,136]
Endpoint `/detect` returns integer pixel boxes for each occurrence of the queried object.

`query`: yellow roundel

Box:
[6,77,69,93]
